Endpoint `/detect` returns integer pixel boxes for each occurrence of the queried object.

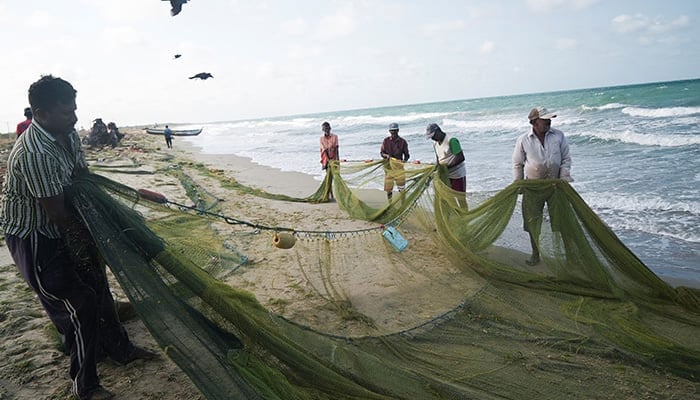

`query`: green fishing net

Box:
[67,158,699,400]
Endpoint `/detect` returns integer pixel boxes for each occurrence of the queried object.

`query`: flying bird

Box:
[173,54,182,59]
[165,0,189,16]
[189,72,213,80]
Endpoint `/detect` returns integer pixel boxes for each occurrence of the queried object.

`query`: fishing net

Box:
[68,157,700,400]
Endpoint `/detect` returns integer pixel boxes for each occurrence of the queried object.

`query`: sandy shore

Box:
[0,130,478,399]
[0,130,698,399]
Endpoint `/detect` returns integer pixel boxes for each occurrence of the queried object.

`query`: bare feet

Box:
[525,256,540,266]
[84,386,114,400]
[113,345,160,366]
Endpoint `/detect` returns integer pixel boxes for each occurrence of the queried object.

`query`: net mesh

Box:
[68,158,700,400]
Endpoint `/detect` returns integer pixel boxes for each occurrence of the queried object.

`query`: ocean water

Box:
[180,79,700,283]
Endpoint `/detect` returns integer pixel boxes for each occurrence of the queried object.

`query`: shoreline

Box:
[168,136,700,290]
[1,130,699,399]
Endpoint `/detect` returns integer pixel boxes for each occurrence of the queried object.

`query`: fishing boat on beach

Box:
[145,127,203,136]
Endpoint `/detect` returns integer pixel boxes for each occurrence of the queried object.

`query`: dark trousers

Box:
[6,233,133,399]
[165,136,173,148]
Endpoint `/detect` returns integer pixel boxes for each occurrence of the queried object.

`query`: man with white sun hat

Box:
[512,106,573,266]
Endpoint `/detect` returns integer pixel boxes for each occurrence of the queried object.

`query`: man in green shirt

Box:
[426,123,468,210]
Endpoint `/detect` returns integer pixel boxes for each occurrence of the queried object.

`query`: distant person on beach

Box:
[0,75,157,400]
[380,122,410,201]
[16,107,32,136]
[319,121,339,200]
[426,123,467,209]
[319,121,339,170]
[85,118,111,147]
[164,125,173,148]
[107,121,124,147]
[512,106,573,266]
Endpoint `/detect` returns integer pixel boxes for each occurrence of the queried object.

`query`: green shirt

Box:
[1,122,87,239]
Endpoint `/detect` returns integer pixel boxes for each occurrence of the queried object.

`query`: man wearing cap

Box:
[426,123,468,209]
[512,106,573,265]
[380,123,410,201]
[16,107,33,137]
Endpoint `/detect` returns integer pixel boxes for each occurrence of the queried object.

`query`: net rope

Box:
[66,158,700,399]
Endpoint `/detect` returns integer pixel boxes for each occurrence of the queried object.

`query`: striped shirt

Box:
[1,122,87,239]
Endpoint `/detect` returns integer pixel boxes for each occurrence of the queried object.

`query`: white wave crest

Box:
[622,106,700,118]
[580,103,627,111]
[584,192,700,215]
[337,112,453,126]
[442,117,523,131]
[583,192,700,243]
[569,129,700,147]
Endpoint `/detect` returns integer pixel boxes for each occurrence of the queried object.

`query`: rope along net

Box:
[67,158,700,400]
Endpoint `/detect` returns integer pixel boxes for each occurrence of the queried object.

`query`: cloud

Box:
[479,40,495,54]
[89,0,161,21]
[421,20,465,35]
[612,14,690,34]
[570,0,600,9]
[612,14,650,33]
[527,0,600,12]
[28,10,53,28]
[281,17,308,35]
[649,15,690,33]
[101,26,146,49]
[316,8,356,40]
[0,5,10,24]
[555,38,577,50]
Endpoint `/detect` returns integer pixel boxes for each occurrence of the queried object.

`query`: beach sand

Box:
[0,130,697,399]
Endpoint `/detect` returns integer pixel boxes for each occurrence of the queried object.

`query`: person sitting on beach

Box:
[380,122,410,201]
[107,122,124,147]
[0,75,158,400]
[426,123,467,210]
[85,118,111,147]
[16,107,33,136]
[164,125,173,148]
[512,106,573,266]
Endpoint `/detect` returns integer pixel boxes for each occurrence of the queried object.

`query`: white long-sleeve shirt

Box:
[512,127,572,181]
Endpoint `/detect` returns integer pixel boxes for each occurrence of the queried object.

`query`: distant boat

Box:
[145,127,203,136]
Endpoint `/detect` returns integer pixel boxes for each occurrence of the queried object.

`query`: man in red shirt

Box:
[15,107,32,136]
[319,121,339,200]
[380,123,410,201]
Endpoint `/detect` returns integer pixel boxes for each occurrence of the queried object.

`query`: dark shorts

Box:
[450,176,466,193]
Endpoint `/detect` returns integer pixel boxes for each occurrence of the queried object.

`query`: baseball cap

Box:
[528,107,557,121]
[389,122,399,131]
[425,123,440,139]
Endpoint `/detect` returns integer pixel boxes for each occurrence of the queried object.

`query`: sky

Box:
[0,0,698,129]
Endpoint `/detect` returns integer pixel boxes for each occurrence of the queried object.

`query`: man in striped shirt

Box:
[1,75,155,400]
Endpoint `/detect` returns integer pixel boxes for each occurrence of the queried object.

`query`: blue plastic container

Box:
[382,226,409,252]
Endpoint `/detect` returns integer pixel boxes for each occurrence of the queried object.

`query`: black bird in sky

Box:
[189,72,213,80]
[173,54,182,59]
[166,0,189,16]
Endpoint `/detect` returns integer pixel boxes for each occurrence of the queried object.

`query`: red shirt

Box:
[16,119,32,136]
[380,135,410,161]
[320,133,339,167]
